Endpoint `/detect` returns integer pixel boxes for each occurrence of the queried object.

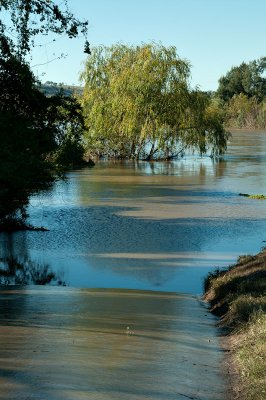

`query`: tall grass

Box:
[203,249,266,400]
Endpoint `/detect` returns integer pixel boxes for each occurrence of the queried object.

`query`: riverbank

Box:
[204,248,266,400]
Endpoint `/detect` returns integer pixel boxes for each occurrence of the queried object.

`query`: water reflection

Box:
[74,158,227,205]
[0,131,265,293]
[13,204,265,293]
[0,256,65,285]
[0,234,65,286]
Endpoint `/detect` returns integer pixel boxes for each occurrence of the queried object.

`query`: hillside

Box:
[38,82,84,97]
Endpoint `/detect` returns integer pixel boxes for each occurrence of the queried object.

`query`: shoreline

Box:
[226,127,266,132]
[204,248,266,400]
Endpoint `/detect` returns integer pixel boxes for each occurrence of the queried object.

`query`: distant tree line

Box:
[40,82,83,97]
[214,58,266,129]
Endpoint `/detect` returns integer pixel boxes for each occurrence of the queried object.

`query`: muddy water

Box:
[1,130,265,293]
[0,131,266,399]
[0,287,227,400]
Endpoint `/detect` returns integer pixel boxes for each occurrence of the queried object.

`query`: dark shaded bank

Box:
[203,248,266,400]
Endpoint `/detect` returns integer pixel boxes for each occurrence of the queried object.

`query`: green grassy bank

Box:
[204,248,266,400]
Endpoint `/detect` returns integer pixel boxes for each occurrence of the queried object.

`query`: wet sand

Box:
[0,287,227,400]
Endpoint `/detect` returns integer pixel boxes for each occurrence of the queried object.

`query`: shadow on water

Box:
[4,133,266,399]
[5,203,265,293]
[1,131,266,293]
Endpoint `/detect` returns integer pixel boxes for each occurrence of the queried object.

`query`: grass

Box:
[203,248,266,400]
[249,194,266,200]
[236,311,266,400]
[239,193,266,200]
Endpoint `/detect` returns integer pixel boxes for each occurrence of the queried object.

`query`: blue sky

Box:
[30,0,266,91]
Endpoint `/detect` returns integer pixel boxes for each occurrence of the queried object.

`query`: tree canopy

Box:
[0,0,89,229]
[80,43,228,160]
[217,58,266,102]
[0,0,89,57]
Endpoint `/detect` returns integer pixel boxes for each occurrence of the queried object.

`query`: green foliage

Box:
[53,137,86,167]
[203,267,227,292]
[217,58,266,102]
[239,193,266,200]
[249,194,266,199]
[204,249,266,325]
[215,57,266,128]
[0,1,88,228]
[0,52,56,223]
[229,295,266,324]
[0,0,89,57]
[80,43,228,160]
[221,94,266,129]
[49,93,88,168]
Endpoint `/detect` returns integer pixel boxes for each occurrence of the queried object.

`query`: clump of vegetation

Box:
[239,193,266,200]
[204,248,266,400]
[214,57,266,129]
[249,194,266,200]
[217,58,266,103]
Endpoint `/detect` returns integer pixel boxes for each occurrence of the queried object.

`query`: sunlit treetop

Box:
[81,43,229,160]
[217,57,266,102]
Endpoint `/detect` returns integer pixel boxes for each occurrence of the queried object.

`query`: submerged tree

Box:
[80,43,228,160]
[0,1,89,229]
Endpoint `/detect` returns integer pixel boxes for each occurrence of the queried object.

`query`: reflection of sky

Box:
[2,131,266,294]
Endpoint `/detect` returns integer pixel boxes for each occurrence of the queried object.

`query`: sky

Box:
[28,0,266,91]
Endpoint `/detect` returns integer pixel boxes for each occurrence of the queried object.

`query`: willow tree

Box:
[80,43,228,160]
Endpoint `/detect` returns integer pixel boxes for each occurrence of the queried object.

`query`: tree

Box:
[0,0,89,58]
[217,58,266,102]
[0,1,89,229]
[49,93,88,168]
[80,43,228,160]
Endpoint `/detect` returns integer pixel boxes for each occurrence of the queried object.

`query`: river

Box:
[1,130,266,293]
[0,130,265,399]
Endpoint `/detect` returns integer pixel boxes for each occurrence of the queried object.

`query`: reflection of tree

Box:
[0,232,65,285]
[0,256,65,285]
[77,159,228,205]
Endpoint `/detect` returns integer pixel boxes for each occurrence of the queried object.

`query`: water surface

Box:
[1,130,265,399]
[1,131,266,293]
[0,287,227,400]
